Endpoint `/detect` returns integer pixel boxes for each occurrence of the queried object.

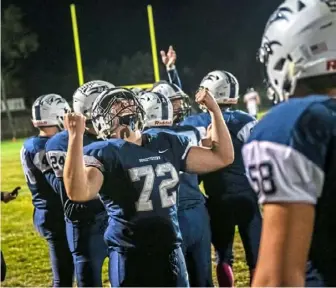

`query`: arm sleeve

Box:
[237,120,258,143]
[167,67,182,89]
[167,134,192,172]
[83,142,117,173]
[242,103,332,205]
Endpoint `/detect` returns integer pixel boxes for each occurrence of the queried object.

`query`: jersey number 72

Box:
[129,163,179,212]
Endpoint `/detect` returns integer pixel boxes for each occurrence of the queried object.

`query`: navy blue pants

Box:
[33,208,74,287]
[178,204,213,287]
[66,211,108,287]
[207,193,262,270]
[109,247,189,287]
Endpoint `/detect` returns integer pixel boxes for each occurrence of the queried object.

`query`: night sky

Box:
[2,0,282,102]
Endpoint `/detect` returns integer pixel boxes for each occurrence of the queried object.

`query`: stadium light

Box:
[69,4,160,89]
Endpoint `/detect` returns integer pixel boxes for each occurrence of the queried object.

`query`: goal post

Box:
[70,4,160,89]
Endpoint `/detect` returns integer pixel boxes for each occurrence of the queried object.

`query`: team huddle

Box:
[19,0,336,287]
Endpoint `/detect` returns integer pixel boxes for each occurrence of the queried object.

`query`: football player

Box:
[20,94,74,287]
[182,70,262,287]
[62,87,233,287]
[242,0,336,286]
[139,91,214,286]
[243,87,261,118]
[44,80,114,287]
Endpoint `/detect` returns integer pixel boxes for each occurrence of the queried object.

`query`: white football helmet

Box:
[131,87,147,98]
[151,82,191,123]
[32,94,71,129]
[139,92,174,128]
[258,0,336,102]
[199,70,239,105]
[73,80,115,120]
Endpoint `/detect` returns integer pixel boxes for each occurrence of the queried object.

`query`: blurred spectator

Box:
[243,87,261,118]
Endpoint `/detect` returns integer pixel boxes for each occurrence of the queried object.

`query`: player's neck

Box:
[39,127,59,137]
[124,130,142,146]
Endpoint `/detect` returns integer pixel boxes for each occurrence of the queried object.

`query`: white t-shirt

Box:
[244,92,259,116]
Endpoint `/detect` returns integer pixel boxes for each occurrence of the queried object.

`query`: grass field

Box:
[1,138,251,287]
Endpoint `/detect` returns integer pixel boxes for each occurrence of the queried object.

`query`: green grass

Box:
[1,139,250,287]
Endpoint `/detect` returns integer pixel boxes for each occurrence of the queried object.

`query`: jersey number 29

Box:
[129,163,179,212]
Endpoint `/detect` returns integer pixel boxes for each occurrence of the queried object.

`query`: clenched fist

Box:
[64,113,86,137]
[195,89,220,113]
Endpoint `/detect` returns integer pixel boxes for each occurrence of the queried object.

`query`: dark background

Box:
[1,0,282,106]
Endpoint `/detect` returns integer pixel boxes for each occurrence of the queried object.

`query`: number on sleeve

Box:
[129,163,179,212]
[46,151,67,177]
[248,162,276,195]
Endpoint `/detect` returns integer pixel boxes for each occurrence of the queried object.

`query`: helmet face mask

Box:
[92,88,144,140]
[170,94,191,123]
[31,94,71,130]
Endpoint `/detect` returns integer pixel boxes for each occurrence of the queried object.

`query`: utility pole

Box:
[1,74,17,141]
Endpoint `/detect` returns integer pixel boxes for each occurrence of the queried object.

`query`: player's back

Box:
[243,95,336,285]
[45,130,105,220]
[143,125,205,210]
[83,132,191,252]
[182,110,256,198]
[21,136,62,211]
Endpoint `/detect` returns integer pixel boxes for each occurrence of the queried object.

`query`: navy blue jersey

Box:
[143,125,205,210]
[20,136,63,212]
[242,95,336,285]
[181,109,257,199]
[45,130,105,221]
[83,132,192,252]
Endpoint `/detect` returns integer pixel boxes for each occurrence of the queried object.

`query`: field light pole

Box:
[1,74,17,141]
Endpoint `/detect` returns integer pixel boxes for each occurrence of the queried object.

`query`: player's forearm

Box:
[64,134,88,201]
[210,108,234,166]
[167,66,182,89]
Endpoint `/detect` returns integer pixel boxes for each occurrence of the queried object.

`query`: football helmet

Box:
[73,80,115,120]
[131,87,147,98]
[151,82,191,123]
[32,94,70,129]
[258,0,336,102]
[199,70,239,106]
[139,92,174,128]
[91,87,145,140]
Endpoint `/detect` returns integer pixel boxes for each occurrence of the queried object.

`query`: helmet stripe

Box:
[34,105,41,121]
[224,72,236,98]
[155,93,169,120]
